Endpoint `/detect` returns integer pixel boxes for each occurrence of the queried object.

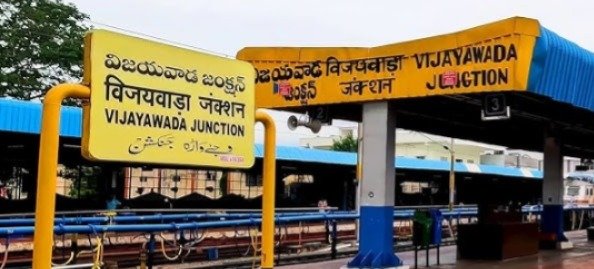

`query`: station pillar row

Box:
[347,102,402,268]
[541,133,567,243]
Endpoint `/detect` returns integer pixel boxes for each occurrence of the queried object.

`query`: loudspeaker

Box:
[287,115,322,133]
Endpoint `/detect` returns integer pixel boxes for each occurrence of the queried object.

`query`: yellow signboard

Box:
[82,30,255,168]
[237,17,540,108]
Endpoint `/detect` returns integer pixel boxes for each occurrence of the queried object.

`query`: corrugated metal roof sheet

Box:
[528,26,594,111]
[0,98,82,137]
[254,145,541,178]
[0,98,541,178]
[254,144,355,166]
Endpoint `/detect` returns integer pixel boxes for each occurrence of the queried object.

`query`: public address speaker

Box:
[287,115,322,134]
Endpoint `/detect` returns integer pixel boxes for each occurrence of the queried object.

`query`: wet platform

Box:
[279,230,594,269]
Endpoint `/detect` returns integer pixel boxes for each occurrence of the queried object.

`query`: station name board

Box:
[82,30,255,168]
[237,17,538,108]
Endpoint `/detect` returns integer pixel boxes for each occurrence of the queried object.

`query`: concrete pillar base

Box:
[557,241,574,250]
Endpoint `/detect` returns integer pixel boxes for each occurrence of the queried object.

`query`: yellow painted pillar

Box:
[32,84,90,269]
[255,110,276,269]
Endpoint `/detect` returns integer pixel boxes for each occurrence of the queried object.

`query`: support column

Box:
[541,133,568,244]
[347,102,402,268]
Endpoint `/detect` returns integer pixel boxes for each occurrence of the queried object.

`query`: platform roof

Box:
[237,17,594,158]
[0,98,542,179]
[0,98,81,138]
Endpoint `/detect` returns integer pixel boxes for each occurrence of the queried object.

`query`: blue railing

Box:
[0,205,591,236]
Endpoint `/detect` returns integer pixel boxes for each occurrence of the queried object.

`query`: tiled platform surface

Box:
[279,230,594,269]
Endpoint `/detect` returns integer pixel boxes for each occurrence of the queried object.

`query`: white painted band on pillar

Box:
[543,135,563,205]
[360,102,396,207]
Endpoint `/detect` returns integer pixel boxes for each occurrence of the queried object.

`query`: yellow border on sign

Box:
[238,17,541,108]
[81,29,255,168]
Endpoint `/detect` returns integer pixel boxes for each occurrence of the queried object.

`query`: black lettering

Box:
[494,44,505,62]
[430,52,440,67]
[484,47,492,62]
[426,75,436,90]
[127,112,135,125]
[463,48,473,65]
[225,77,235,91]
[462,72,472,87]
[414,53,428,69]
[453,48,462,65]
[472,47,484,63]
[118,111,126,124]
[498,68,509,84]
[152,114,163,127]
[135,113,143,126]
[105,108,117,123]
[237,125,245,137]
[206,121,212,133]
[179,118,187,131]
[202,74,214,86]
[507,44,517,61]
[172,117,179,129]
[487,69,497,84]
[163,117,171,129]
[214,76,225,88]
[442,51,452,67]
[143,114,151,127]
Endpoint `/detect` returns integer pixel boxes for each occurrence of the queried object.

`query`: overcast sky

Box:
[66,0,594,146]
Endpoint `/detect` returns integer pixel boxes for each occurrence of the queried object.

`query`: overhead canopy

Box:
[237,17,594,158]
[0,98,80,137]
[0,98,542,179]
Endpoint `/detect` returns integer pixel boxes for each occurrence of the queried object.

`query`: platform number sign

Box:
[481,94,510,121]
[307,106,331,124]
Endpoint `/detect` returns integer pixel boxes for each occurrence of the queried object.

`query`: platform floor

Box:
[279,230,594,269]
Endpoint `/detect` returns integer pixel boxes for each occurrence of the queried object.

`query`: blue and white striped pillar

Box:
[347,102,402,268]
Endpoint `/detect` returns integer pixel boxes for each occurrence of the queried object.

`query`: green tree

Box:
[0,0,90,101]
[331,133,358,152]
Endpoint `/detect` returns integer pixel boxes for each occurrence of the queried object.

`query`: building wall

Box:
[301,128,501,164]
[299,128,585,173]
[397,142,486,164]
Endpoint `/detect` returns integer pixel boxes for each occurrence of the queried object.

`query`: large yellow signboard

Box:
[82,30,255,168]
[237,17,539,108]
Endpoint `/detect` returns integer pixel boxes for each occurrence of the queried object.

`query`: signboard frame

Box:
[82,29,255,168]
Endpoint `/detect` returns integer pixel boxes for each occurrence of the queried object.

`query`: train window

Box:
[567,186,580,196]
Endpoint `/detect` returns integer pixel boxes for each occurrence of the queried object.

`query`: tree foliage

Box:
[331,133,358,152]
[0,0,90,100]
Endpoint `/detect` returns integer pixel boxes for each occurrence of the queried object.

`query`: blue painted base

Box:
[541,204,567,242]
[347,206,402,268]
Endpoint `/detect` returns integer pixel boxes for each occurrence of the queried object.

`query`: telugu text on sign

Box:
[82,30,255,168]
[237,17,538,108]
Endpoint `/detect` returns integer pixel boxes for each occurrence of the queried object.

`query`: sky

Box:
[66,0,594,146]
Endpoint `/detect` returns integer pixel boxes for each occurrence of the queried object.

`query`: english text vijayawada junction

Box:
[2,17,594,269]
